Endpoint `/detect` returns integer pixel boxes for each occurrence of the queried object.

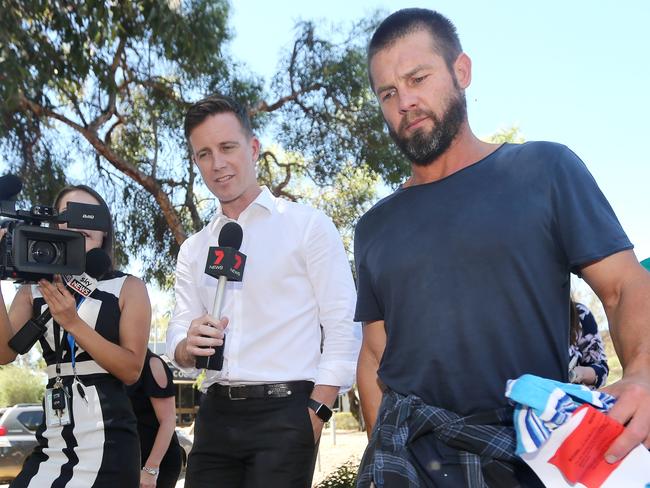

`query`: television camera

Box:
[0,174,110,282]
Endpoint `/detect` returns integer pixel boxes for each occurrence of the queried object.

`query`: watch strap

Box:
[308,398,333,422]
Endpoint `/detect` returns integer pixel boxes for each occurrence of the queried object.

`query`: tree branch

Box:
[185,146,203,232]
[19,94,188,245]
[251,83,325,116]
[88,37,126,131]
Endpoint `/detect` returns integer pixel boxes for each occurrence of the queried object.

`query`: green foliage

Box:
[309,163,381,255]
[258,144,381,257]
[0,3,397,287]
[329,411,360,431]
[0,365,45,407]
[0,0,238,283]
[270,19,409,186]
[484,126,525,144]
[315,461,359,488]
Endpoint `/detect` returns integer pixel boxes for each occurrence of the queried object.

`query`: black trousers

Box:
[185,389,318,488]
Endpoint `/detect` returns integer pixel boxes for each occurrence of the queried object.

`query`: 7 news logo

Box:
[212,249,243,270]
[205,246,246,281]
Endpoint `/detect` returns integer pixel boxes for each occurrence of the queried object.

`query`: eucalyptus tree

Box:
[1,1,402,285]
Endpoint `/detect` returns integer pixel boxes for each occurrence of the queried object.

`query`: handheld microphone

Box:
[195,221,247,370]
[8,248,112,354]
[62,248,111,296]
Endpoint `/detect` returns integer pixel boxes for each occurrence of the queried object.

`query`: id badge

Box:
[45,387,71,427]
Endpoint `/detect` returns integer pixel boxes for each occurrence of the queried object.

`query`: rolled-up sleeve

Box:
[165,236,206,372]
[303,210,361,392]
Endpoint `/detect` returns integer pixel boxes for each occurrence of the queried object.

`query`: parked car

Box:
[0,404,43,483]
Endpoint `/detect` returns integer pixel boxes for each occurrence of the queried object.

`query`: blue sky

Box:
[229,0,650,260]
[2,2,648,309]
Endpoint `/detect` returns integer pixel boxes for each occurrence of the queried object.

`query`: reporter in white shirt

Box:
[165,94,360,488]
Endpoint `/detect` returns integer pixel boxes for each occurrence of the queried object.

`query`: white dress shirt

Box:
[166,187,361,391]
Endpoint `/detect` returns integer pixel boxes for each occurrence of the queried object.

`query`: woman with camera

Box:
[0,185,151,488]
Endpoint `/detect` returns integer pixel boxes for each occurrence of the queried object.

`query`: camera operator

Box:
[0,185,151,488]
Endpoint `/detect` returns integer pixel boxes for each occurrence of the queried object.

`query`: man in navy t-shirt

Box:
[355,8,650,487]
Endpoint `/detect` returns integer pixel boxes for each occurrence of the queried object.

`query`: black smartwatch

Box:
[308,398,333,422]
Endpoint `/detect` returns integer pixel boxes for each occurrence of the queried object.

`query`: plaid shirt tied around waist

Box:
[357,390,529,488]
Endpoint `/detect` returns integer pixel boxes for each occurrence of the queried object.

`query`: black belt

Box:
[208,381,314,400]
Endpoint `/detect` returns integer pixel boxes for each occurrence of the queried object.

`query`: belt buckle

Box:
[228,386,246,400]
[268,384,292,397]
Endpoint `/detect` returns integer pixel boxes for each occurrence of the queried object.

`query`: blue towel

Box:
[504,374,616,455]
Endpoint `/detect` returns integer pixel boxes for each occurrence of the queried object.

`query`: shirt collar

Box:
[207,187,275,232]
[252,186,275,214]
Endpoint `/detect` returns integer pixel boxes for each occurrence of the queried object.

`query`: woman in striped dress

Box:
[0,185,151,487]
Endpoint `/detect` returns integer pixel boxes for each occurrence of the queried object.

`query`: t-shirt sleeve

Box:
[142,355,176,398]
[353,219,384,323]
[550,145,633,272]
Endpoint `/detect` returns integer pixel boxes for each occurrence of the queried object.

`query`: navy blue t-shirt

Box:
[354,142,632,415]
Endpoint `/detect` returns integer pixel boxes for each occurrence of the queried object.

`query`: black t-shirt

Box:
[354,142,631,415]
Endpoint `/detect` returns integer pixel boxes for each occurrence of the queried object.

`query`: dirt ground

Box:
[312,428,368,486]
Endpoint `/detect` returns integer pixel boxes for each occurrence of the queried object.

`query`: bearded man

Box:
[354,8,650,488]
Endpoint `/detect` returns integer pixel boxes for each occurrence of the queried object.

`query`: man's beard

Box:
[388,90,467,166]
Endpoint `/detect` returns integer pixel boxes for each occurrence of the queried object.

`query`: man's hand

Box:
[308,409,325,443]
[601,372,650,463]
[579,250,650,463]
[184,314,228,360]
[308,384,339,443]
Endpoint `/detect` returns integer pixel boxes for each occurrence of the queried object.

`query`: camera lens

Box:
[29,240,61,264]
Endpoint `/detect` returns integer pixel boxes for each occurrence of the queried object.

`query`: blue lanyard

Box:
[67,297,86,369]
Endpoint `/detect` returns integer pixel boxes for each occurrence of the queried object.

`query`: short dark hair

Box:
[53,185,115,268]
[184,94,254,140]
[368,9,463,86]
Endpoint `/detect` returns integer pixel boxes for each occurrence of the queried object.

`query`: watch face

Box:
[317,404,333,422]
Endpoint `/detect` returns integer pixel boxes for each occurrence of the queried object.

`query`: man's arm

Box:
[166,237,224,370]
[303,210,361,392]
[580,249,650,462]
[303,210,361,440]
[357,320,386,437]
[307,384,340,443]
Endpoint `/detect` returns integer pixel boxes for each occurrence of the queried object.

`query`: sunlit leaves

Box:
[0,3,405,288]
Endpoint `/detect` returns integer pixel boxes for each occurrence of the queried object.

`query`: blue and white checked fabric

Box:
[505,374,616,455]
[356,390,521,488]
